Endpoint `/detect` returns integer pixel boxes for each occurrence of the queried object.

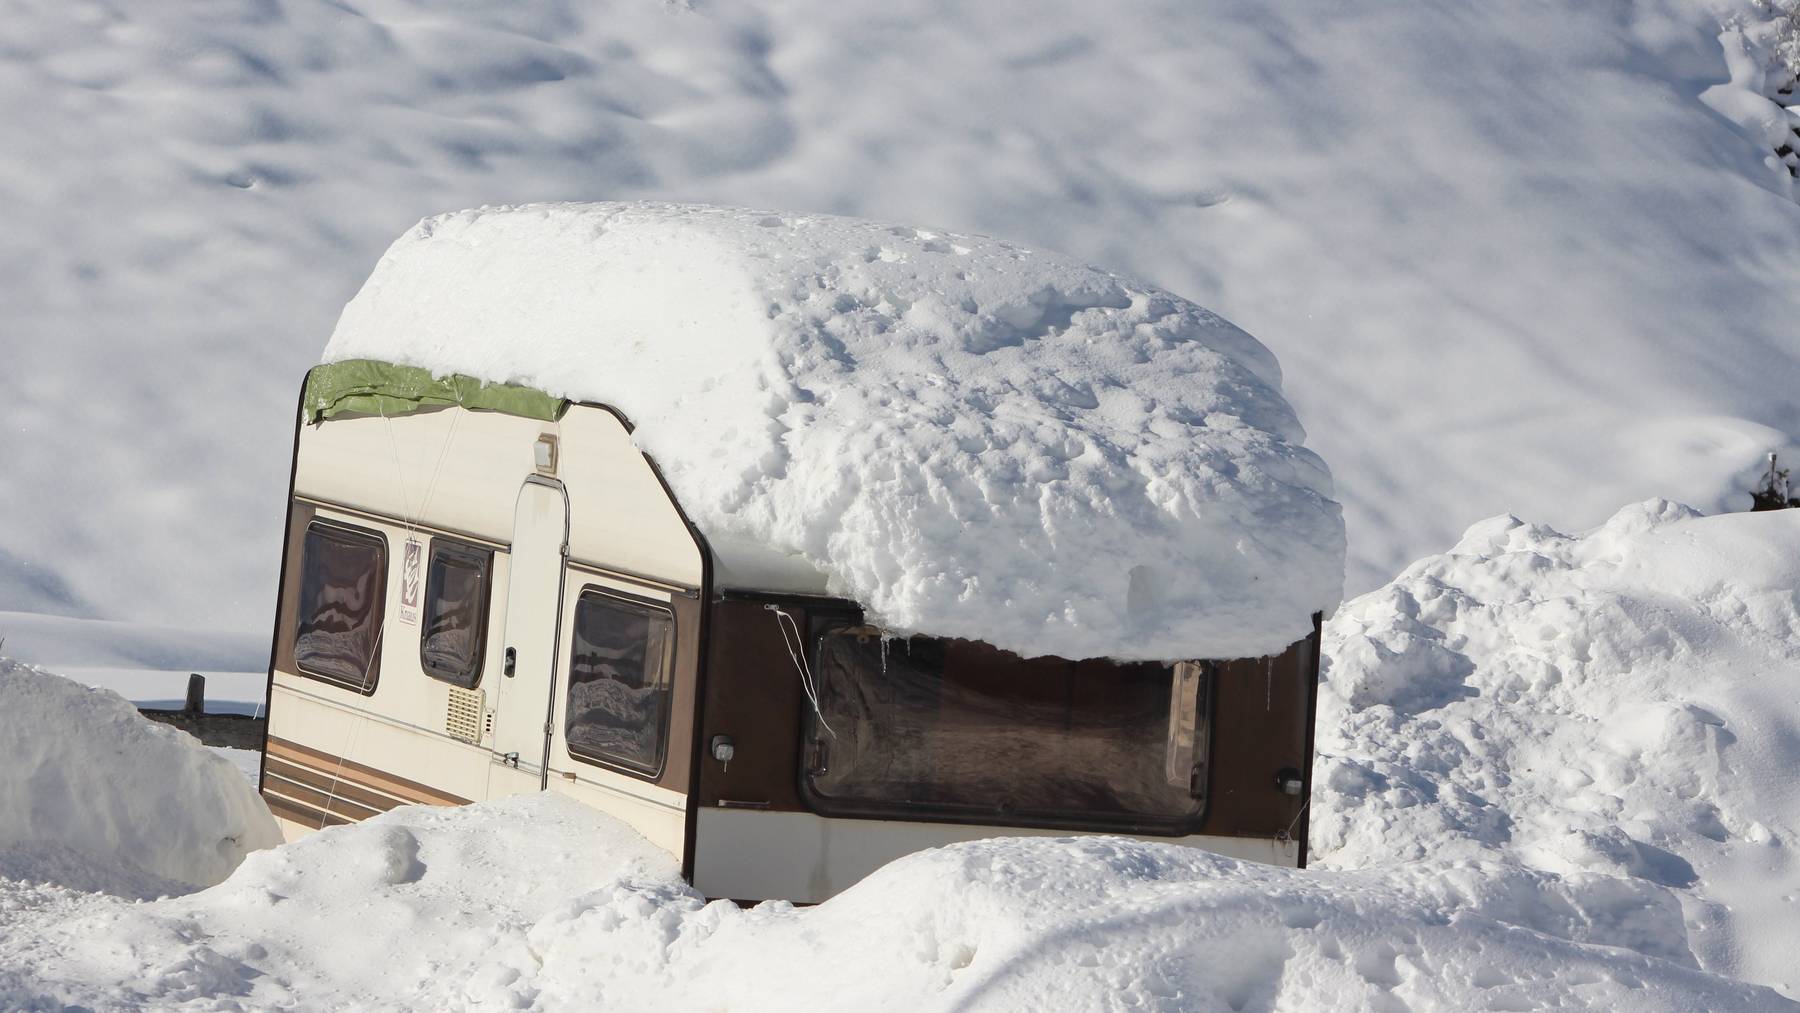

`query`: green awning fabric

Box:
[303,359,567,424]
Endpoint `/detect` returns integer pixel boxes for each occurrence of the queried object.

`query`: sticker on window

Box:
[399,538,423,625]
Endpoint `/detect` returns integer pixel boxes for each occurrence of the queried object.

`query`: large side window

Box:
[802,623,1211,832]
[419,539,492,689]
[294,521,387,694]
[564,589,674,777]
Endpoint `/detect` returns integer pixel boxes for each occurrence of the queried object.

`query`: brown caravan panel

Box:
[687,594,1321,902]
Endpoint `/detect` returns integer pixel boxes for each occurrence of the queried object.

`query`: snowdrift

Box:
[0,660,281,897]
[325,202,1345,660]
[1313,501,1800,996]
[1,794,1787,1011]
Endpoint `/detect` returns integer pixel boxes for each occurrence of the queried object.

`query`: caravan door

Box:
[489,476,569,795]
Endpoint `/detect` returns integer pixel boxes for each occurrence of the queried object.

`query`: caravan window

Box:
[419,539,492,689]
[564,589,674,777]
[802,624,1211,832]
[294,521,387,693]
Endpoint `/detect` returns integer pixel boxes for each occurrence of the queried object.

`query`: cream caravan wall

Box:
[293,404,703,589]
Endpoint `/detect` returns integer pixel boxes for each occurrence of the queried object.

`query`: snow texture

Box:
[325,202,1344,661]
[5,1,1800,636]
[1314,501,1800,997]
[0,793,1788,1012]
[0,659,281,898]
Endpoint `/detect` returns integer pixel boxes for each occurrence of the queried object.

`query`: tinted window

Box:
[419,540,492,688]
[295,522,387,692]
[565,590,673,776]
[804,624,1210,831]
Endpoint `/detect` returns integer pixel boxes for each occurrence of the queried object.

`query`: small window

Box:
[294,521,387,693]
[419,539,492,688]
[802,624,1211,832]
[564,590,674,777]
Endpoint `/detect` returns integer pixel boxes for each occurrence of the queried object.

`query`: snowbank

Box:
[325,202,1344,661]
[1313,501,1800,997]
[0,660,280,897]
[1,794,1787,1011]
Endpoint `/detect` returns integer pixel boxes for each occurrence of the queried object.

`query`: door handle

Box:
[504,647,517,677]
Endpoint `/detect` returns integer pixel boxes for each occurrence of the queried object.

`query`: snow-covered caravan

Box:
[260,203,1346,903]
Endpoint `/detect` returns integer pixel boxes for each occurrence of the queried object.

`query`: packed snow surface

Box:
[1313,501,1800,997]
[0,659,280,898]
[5,0,1800,636]
[326,202,1345,660]
[1,793,1790,1012]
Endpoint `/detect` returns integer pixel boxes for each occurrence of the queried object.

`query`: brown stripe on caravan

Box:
[265,735,471,807]
[262,756,413,815]
[261,773,388,823]
[261,789,356,829]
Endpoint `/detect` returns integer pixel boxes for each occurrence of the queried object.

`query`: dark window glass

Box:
[420,540,492,688]
[803,624,1210,831]
[295,522,387,693]
[565,590,674,776]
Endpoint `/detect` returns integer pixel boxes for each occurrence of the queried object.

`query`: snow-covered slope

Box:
[326,202,1344,660]
[0,793,1788,1011]
[5,0,1799,633]
[0,660,280,897]
[1313,501,1800,996]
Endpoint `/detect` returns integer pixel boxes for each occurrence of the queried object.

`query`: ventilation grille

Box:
[446,687,485,743]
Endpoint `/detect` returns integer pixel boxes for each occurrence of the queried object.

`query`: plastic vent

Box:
[446,686,484,743]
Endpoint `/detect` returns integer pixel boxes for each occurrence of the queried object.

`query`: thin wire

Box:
[313,395,465,827]
[1281,795,1310,845]
[770,605,835,738]
[319,621,384,830]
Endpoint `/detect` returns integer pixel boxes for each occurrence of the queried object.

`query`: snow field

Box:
[1314,501,1800,996]
[0,659,280,899]
[6,0,1800,634]
[0,794,1788,1011]
[327,202,1345,660]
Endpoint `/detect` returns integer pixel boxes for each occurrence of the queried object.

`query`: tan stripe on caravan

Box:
[261,774,387,823]
[263,756,411,815]
[265,735,472,807]
[262,789,356,829]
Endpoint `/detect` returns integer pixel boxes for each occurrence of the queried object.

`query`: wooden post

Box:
[184,673,205,717]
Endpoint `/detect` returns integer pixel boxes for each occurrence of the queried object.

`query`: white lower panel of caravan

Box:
[547,767,688,860]
[692,808,1300,904]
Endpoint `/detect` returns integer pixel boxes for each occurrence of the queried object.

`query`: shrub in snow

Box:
[325,202,1345,661]
[1314,500,1800,996]
[0,660,280,897]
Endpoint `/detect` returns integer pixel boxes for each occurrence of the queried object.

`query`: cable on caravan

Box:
[766,604,836,738]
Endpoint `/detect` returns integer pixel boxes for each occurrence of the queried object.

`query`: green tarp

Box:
[303,359,566,424]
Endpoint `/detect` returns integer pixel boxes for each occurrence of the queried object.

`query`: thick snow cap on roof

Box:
[326,202,1344,661]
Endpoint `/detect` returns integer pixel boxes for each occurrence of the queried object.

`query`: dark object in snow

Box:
[139,709,266,750]
[1750,453,1800,512]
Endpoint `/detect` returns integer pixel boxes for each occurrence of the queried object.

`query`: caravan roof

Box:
[321,202,1343,661]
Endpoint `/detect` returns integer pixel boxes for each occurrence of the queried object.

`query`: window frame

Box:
[292,518,389,696]
[562,586,678,781]
[417,536,494,689]
[795,615,1216,836]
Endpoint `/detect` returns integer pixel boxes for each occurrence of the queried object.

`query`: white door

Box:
[489,477,569,794]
